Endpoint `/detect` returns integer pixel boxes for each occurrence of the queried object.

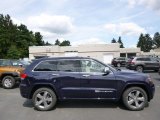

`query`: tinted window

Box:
[57,60,81,72]
[34,61,58,71]
[151,57,158,62]
[81,60,105,73]
[12,60,22,66]
[143,58,151,61]
[136,57,151,61]
[117,58,125,60]
[136,58,144,61]
[0,60,11,66]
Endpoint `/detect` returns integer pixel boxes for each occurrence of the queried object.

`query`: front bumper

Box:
[149,84,155,101]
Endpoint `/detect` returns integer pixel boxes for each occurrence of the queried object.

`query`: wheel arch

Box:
[135,64,144,69]
[120,83,150,101]
[29,84,59,99]
[0,72,18,81]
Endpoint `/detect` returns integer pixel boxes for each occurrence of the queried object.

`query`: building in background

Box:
[29,43,142,64]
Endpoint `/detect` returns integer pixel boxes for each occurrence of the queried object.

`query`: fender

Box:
[117,81,150,101]
[29,83,60,99]
[0,72,20,80]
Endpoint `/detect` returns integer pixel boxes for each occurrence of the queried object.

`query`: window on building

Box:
[120,53,126,57]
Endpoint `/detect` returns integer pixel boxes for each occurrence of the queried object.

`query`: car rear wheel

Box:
[122,87,148,111]
[33,88,57,111]
[2,76,16,89]
[136,66,143,72]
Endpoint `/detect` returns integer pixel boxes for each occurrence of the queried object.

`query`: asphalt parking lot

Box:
[0,69,160,120]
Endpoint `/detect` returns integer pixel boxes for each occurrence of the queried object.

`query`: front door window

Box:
[81,60,106,73]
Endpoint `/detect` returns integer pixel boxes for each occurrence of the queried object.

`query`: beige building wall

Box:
[29,43,141,63]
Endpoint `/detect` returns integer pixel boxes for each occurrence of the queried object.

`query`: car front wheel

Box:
[33,88,57,111]
[122,87,148,111]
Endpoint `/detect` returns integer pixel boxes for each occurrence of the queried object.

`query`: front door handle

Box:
[82,74,90,77]
[52,73,59,76]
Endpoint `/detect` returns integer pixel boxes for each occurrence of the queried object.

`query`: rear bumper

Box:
[19,82,32,99]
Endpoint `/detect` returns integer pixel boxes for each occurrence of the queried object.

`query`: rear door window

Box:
[34,61,58,71]
[143,58,151,61]
[57,60,81,72]
[136,58,144,61]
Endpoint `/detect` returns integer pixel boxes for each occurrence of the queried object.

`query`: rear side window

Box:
[136,58,143,61]
[57,60,81,72]
[0,60,11,66]
[143,58,151,61]
[117,58,125,60]
[12,60,22,66]
[136,57,151,61]
[34,61,58,71]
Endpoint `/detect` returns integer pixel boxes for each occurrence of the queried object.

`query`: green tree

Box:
[117,36,124,48]
[111,38,116,43]
[137,33,153,52]
[60,40,71,46]
[144,34,153,52]
[7,45,20,59]
[35,32,44,46]
[153,32,160,48]
[45,41,52,45]
[0,14,51,59]
[55,39,60,45]
[0,14,17,58]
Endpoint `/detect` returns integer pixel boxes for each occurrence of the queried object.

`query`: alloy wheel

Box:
[127,90,145,109]
[35,91,53,109]
[4,78,12,88]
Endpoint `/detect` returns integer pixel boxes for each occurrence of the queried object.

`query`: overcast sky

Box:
[1,0,160,47]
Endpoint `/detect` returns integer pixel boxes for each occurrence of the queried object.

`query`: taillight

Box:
[128,59,134,65]
[21,73,27,79]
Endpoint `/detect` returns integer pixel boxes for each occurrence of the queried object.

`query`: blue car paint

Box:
[20,57,155,102]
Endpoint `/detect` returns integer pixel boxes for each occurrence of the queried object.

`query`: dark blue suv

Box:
[20,57,155,111]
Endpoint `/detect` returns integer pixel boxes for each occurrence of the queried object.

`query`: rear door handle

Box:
[52,73,59,76]
[82,74,90,77]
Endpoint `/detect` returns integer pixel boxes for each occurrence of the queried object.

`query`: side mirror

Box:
[104,67,110,75]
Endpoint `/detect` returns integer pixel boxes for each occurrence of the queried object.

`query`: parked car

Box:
[111,57,128,67]
[20,57,155,111]
[0,59,24,88]
[126,56,160,72]
[18,60,31,68]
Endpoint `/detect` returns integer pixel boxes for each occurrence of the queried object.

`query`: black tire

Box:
[2,76,16,89]
[154,69,158,72]
[122,87,148,111]
[136,66,143,72]
[33,87,57,111]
